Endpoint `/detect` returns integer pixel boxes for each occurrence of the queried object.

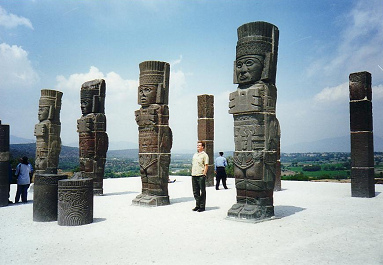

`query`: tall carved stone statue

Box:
[77,79,108,195]
[132,61,172,206]
[227,21,280,221]
[34,89,63,174]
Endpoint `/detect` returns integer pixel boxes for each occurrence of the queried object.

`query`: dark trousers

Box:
[192,176,206,209]
[216,167,227,189]
[15,184,30,203]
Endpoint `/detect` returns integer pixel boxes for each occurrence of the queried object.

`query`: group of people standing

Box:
[191,141,228,212]
[8,156,33,204]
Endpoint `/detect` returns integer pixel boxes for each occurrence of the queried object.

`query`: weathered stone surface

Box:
[0,121,10,207]
[349,72,372,101]
[133,61,172,207]
[33,173,68,222]
[34,89,63,175]
[349,71,375,198]
[227,21,280,221]
[197,94,214,187]
[351,168,375,198]
[198,94,214,118]
[58,178,93,226]
[349,101,373,131]
[77,79,108,195]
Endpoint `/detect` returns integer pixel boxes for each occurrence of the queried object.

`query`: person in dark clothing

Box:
[215,152,228,190]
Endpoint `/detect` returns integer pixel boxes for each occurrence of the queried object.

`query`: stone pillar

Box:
[34,89,63,175]
[274,145,281,191]
[197,94,214,187]
[132,61,173,207]
[33,173,68,222]
[0,121,10,207]
[58,178,93,226]
[77,79,109,195]
[227,21,280,221]
[349,71,375,197]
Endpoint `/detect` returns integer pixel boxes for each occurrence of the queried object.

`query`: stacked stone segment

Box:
[197,94,214,187]
[0,121,10,207]
[349,71,375,197]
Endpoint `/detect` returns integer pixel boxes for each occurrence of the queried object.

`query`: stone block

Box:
[197,94,214,118]
[350,132,374,167]
[351,168,375,198]
[349,101,373,132]
[58,178,93,226]
[33,174,68,222]
[349,71,372,101]
[198,118,214,140]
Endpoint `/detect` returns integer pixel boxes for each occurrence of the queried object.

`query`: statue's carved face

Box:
[139,85,157,105]
[236,55,264,85]
[38,106,49,121]
[81,98,93,115]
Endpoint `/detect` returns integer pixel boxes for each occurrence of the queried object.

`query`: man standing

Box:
[215,152,228,190]
[191,141,209,212]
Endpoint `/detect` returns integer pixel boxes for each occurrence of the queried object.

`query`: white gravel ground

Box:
[1,176,383,265]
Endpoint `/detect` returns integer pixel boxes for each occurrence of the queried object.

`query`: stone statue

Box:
[227,21,280,221]
[132,61,172,206]
[77,79,108,195]
[34,89,63,174]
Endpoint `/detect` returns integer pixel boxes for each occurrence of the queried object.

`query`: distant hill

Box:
[281,135,383,153]
[10,135,35,144]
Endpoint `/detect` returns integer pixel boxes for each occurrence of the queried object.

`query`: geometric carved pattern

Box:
[58,178,93,226]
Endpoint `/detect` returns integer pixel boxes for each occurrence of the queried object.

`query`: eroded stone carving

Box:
[227,21,280,221]
[197,94,214,186]
[132,61,172,206]
[0,120,10,207]
[34,89,63,174]
[77,79,108,195]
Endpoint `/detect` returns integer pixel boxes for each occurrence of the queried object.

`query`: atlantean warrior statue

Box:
[34,89,63,174]
[77,79,108,195]
[228,21,280,221]
[132,61,172,206]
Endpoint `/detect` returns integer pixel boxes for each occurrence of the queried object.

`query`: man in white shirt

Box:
[191,141,209,212]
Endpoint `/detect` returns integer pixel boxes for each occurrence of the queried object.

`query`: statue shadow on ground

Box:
[170,197,195,204]
[93,218,107,223]
[274,205,305,218]
[102,191,138,197]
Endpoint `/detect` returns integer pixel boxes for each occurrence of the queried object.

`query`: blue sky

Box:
[0,0,382,152]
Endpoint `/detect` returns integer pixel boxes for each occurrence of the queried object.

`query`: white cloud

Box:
[55,66,138,146]
[0,6,33,29]
[314,82,348,104]
[0,43,39,89]
[372,84,383,101]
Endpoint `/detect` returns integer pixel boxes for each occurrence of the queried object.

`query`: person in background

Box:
[191,141,209,212]
[14,156,31,203]
[215,152,228,190]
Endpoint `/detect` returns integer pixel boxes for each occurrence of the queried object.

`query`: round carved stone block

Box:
[58,178,93,226]
[33,174,68,222]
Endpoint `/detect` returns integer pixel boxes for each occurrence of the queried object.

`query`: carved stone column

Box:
[77,79,109,195]
[227,21,280,221]
[34,89,63,174]
[132,61,172,207]
[58,178,93,226]
[0,121,10,207]
[197,94,214,187]
[33,173,68,221]
[349,71,375,197]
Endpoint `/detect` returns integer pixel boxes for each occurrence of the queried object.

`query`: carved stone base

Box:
[132,193,170,207]
[0,185,9,207]
[227,203,274,221]
[93,188,103,196]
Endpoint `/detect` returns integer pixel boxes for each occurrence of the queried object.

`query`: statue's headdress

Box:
[39,89,63,122]
[80,79,106,113]
[234,21,279,84]
[139,61,170,105]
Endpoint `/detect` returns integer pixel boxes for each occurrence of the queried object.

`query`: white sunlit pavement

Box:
[1,176,383,265]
